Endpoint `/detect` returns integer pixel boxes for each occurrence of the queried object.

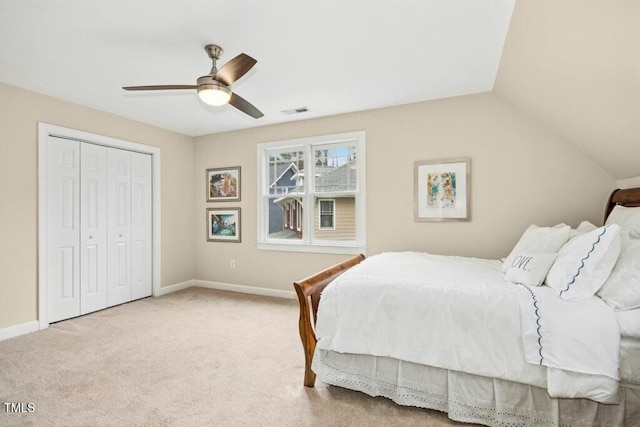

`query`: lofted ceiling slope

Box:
[495,0,640,180]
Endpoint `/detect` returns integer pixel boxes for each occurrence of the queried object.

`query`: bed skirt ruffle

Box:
[313,349,640,426]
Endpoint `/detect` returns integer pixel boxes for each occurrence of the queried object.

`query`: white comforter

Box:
[315,252,620,403]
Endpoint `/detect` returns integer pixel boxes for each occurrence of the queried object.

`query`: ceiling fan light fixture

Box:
[197,77,231,106]
[124,46,262,118]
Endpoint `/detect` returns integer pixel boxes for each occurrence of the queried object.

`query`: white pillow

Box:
[597,236,640,310]
[615,308,640,338]
[504,252,557,286]
[569,221,598,238]
[546,224,621,301]
[606,205,640,234]
[502,224,571,273]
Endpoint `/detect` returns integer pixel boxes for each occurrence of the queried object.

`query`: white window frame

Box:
[318,199,335,230]
[257,131,366,254]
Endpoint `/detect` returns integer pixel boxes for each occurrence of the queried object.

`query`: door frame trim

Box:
[38,123,161,329]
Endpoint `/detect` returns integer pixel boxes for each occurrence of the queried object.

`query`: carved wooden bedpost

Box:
[293,254,366,387]
[294,281,318,387]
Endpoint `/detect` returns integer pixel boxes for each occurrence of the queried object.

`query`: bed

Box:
[294,187,640,426]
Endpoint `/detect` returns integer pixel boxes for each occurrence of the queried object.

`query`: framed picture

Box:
[207,208,241,242]
[207,166,241,202]
[414,157,471,221]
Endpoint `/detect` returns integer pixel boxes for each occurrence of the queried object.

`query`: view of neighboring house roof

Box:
[271,161,356,194]
[314,162,357,192]
[269,163,298,188]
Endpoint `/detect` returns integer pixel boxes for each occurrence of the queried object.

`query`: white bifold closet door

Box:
[106,148,152,306]
[47,137,152,323]
[47,138,81,323]
[130,151,152,300]
[80,143,108,314]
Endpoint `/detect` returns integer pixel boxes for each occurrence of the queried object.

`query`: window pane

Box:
[267,149,304,240]
[320,200,333,214]
[314,146,356,193]
[268,150,304,195]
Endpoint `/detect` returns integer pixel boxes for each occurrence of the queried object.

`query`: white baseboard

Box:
[0,320,39,342]
[156,279,196,296]
[193,280,296,300]
[1,280,294,342]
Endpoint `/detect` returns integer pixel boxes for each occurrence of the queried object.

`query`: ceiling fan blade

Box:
[122,85,197,91]
[229,93,263,119]
[215,53,257,86]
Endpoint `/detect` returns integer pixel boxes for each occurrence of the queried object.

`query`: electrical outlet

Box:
[230,260,236,269]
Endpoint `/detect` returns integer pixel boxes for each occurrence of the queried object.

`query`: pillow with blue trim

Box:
[546,224,621,301]
[597,234,640,310]
[505,252,558,286]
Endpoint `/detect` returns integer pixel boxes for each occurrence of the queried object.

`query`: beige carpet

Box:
[0,287,467,426]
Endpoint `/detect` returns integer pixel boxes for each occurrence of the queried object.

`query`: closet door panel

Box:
[47,138,81,322]
[80,143,108,315]
[131,152,152,300]
[107,148,132,306]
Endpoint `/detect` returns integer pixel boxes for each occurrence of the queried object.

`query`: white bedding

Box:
[315,252,621,404]
[518,283,620,402]
[620,337,640,385]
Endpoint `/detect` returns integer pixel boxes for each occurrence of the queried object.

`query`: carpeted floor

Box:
[0,287,467,426]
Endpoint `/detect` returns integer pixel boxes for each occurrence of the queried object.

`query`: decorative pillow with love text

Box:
[505,252,558,287]
[502,224,571,273]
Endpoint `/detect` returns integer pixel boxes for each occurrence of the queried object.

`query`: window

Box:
[318,199,335,230]
[257,131,366,254]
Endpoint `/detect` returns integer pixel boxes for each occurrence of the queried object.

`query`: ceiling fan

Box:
[123,44,263,119]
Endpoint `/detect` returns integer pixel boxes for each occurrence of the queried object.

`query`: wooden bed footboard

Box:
[293,254,366,387]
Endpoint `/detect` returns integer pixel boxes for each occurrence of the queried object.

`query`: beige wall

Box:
[0,83,195,329]
[494,0,640,180]
[0,82,619,331]
[194,92,615,294]
[617,176,640,189]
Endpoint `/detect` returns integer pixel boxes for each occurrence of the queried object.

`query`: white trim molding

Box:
[193,280,296,300]
[156,280,196,296]
[0,321,39,342]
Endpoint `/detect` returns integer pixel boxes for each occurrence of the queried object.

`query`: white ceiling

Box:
[0,0,515,137]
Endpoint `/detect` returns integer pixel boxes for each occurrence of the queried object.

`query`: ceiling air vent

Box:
[281,106,309,115]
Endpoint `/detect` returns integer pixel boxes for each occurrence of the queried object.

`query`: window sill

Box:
[257,242,365,255]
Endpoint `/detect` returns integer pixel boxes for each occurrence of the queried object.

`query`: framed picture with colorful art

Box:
[414,158,471,221]
[207,208,241,242]
[207,166,240,202]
